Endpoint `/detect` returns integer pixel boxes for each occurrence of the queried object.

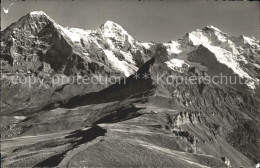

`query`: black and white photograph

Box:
[0,0,259,167]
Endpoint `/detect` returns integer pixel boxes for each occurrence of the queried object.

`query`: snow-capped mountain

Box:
[1,11,260,168]
[2,11,258,89]
[1,11,259,114]
[1,11,150,77]
[145,26,260,90]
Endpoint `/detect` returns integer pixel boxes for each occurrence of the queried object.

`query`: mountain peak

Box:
[2,11,54,35]
[102,20,122,28]
[203,25,222,32]
[103,20,119,26]
[182,25,228,46]
[101,20,128,34]
[239,35,259,46]
[100,20,134,42]
[27,11,54,23]
[29,11,48,17]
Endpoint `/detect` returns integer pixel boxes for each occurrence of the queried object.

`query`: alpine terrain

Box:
[1,11,259,167]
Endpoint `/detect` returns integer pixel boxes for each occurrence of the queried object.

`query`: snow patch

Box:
[214,31,227,42]
[163,41,182,55]
[166,58,188,68]
[29,11,47,16]
[104,50,137,76]
[242,35,259,46]
[58,26,92,43]
[165,58,189,73]
[188,31,210,46]
[142,42,153,50]
[13,116,27,120]
[59,26,81,42]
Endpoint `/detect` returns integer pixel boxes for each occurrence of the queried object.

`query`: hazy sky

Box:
[1,0,259,42]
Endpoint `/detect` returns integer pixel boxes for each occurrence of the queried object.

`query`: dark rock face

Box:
[1,11,259,168]
[1,12,54,73]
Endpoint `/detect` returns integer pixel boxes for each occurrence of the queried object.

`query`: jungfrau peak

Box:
[161,25,260,90]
